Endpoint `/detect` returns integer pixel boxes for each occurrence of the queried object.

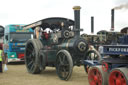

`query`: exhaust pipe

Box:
[91,16,94,34]
[111,9,114,31]
[73,6,81,36]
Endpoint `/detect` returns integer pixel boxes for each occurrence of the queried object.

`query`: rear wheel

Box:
[88,66,108,85]
[56,50,73,80]
[109,68,128,85]
[25,39,43,74]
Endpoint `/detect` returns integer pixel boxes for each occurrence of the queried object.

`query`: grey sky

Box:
[0,0,128,34]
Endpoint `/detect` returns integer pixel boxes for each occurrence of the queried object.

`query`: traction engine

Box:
[85,34,128,85]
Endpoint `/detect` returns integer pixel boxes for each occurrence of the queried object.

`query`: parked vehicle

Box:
[23,6,99,80]
[3,25,34,63]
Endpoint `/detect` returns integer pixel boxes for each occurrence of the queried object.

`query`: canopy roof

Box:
[23,17,74,30]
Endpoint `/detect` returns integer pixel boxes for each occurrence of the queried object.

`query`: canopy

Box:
[23,17,74,30]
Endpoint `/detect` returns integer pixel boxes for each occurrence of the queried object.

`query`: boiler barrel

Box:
[57,38,88,54]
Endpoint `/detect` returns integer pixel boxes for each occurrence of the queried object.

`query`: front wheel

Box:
[56,50,73,80]
[88,66,108,85]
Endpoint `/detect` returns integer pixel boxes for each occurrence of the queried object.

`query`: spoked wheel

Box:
[109,68,128,85]
[88,66,108,85]
[25,39,43,74]
[84,50,101,73]
[56,50,73,80]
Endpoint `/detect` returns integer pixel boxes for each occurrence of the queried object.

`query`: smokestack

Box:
[111,9,114,31]
[91,16,94,34]
[73,6,81,36]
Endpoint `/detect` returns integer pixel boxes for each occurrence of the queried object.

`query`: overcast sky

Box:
[0,0,128,34]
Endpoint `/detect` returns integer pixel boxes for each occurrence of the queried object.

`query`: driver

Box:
[35,27,40,39]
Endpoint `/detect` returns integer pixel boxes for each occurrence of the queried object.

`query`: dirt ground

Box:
[0,63,89,85]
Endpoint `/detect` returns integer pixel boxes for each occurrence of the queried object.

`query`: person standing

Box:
[0,47,3,73]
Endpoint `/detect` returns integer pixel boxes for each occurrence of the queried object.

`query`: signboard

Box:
[108,47,128,52]
[16,30,29,32]
[103,45,128,55]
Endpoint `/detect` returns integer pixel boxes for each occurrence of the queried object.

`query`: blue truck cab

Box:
[3,25,34,62]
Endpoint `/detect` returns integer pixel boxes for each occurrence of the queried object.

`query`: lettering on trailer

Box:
[109,48,128,52]
[16,30,29,32]
[23,21,42,30]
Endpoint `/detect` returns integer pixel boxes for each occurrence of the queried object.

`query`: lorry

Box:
[3,25,33,63]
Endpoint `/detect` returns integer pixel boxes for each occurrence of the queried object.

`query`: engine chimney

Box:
[111,9,114,31]
[91,16,94,34]
[73,6,81,36]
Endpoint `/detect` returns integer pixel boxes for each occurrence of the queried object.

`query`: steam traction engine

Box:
[23,6,89,80]
[86,34,128,85]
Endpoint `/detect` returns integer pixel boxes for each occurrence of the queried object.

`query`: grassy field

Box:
[0,63,89,85]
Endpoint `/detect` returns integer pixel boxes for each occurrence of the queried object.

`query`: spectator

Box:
[0,46,3,73]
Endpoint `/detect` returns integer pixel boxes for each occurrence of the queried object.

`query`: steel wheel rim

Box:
[88,68,102,85]
[56,52,70,80]
[109,70,126,85]
[25,42,36,72]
